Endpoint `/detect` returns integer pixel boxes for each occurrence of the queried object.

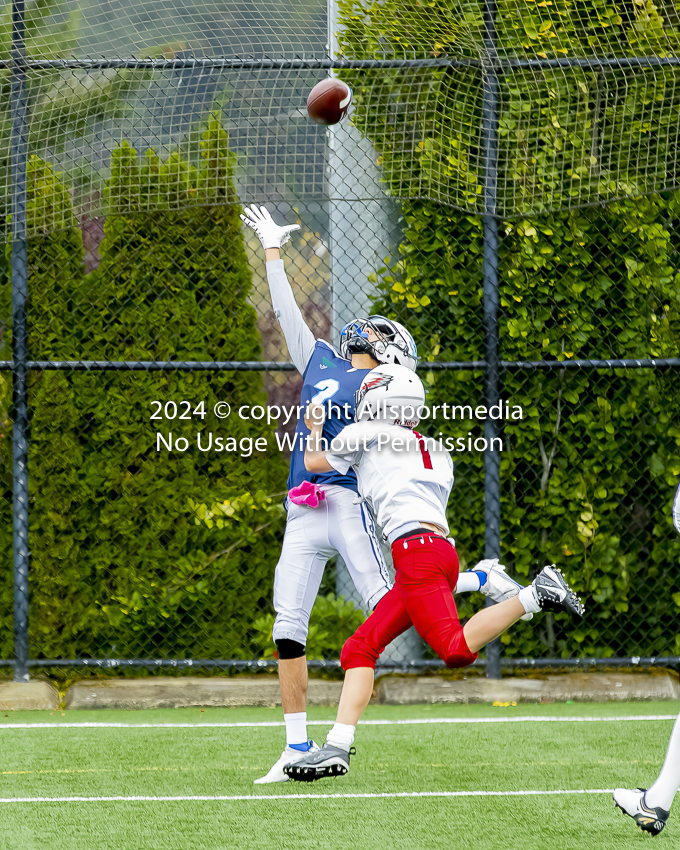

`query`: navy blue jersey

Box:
[287,340,371,492]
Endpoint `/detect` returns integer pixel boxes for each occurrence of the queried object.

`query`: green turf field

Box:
[0,701,675,850]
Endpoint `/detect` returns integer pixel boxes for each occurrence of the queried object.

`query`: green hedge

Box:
[337,0,680,214]
[1,119,293,661]
[339,1,680,658]
[364,199,680,662]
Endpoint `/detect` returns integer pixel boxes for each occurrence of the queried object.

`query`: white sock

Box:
[518,584,541,615]
[646,711,680,810]
[455,572,482,593]
[284,712,307,748]
[326,722,356,752]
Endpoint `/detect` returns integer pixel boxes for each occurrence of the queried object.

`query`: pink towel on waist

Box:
[288,481,325,508]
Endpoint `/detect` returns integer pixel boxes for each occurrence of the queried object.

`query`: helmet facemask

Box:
[340,316,418,371]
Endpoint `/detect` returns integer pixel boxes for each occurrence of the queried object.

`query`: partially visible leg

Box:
[334,589,414,730]
[255,505,331,784]
[647,711,680,809]
[403,548,583,666]
[467,559,533,620]
[395,541,477,668]
[278,657,308,714]
[325,667,375,752]
[284,590,413,782]
[277,651,308,756]
[612,712,679,835]
[459,565,584,652]
[462,596,526,653]
[324,491,394,739]
[272,503,331,745]
[335,668,376,727]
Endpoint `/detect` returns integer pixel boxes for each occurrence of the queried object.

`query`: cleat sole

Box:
[283,762,348,782]
[282,743,353,783]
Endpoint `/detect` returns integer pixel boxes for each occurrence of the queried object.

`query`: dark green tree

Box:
[4,119,289,662]
[0,0,150,227]
[337,0,680,215]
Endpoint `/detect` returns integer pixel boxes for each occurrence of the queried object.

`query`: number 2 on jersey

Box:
[311,379,340,405]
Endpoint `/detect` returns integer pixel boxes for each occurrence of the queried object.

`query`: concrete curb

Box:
[64,676,343,710]
[1,673,677,711]
[0,681,59,710]
[375,672,680,705]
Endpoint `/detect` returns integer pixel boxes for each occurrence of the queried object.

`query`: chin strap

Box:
[347,336,374,355]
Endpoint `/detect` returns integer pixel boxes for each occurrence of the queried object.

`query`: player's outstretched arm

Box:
[240,204,315,374]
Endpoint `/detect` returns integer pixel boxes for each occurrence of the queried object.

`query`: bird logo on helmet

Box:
[354,364,425,427]
[339,316,418,372]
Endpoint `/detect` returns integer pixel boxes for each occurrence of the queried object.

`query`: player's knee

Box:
[443,630,478,669]
[275,639,306,660]
[341,633,379,670]
[340,635,362,669]
[444,651,476,669]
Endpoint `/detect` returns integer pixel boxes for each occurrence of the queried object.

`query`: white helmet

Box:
[354,364,425,427]
[339,315,418,371]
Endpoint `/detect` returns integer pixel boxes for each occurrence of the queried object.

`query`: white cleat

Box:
[254,741,320,784]
[473,558,533,620]
[613,788,670,836]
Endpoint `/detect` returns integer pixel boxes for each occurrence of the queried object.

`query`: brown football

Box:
[306,78,352,126]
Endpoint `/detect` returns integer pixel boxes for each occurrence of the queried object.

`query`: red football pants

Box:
[341,533,478,670]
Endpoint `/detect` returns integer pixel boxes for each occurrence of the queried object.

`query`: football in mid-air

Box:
[306,78,352,126]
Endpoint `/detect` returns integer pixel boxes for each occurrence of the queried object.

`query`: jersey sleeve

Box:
[673,480,680,535]
[266,259,316,374]
[325,422,368,474]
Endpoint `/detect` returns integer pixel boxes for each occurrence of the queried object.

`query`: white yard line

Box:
[0,715,674,730]
[0,789,616,804]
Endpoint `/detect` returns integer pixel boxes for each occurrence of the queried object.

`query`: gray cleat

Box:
[532,564,585,621]
[283,742,355,782]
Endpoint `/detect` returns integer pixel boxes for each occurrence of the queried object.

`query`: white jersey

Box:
[674,480,680,535]
[325,420,454,544]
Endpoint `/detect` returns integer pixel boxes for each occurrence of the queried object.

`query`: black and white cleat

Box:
[283,743,355,782]
[532,565,585,621]
[613,788,670,836]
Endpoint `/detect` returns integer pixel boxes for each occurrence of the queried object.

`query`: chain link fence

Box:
[1,0,679,681]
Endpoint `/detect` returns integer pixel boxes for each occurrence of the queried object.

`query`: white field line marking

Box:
[0,789,616,804]
[0,715,674,730]
[1,767,190,776]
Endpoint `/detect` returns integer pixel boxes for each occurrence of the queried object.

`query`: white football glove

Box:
[240,204,300,251]
[473,558,533,621]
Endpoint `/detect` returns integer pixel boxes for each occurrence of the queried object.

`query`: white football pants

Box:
[272,484,391,646]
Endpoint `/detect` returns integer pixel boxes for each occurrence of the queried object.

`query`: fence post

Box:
[10,0,30,683]
[482,0,502,680]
